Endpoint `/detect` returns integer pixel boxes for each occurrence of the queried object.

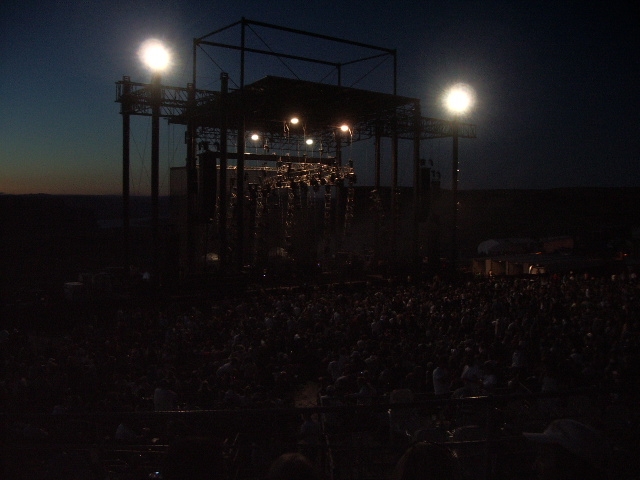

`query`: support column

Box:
[151,73,161,286]
[391,119,399,255]
[237,122,245,270]
[237,22,246,270]
[186,82,197,277]
[219,73,229,271]
[412,101,421,265]
[374,128,382,262]
[121,76,131,271]
[451,118,459,272]
[374,129,381,190]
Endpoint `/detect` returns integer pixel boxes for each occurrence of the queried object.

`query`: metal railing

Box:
[2,388,637,480]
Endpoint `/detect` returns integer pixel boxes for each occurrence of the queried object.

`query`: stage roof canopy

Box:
[186,75,420,140]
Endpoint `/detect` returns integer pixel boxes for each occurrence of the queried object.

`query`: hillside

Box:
[1,188,638,303]
[453,188,640,256]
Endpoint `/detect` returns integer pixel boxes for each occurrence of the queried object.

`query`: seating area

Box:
[2,272,639,478]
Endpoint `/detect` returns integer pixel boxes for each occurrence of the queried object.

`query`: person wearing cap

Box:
[523,418,611,480]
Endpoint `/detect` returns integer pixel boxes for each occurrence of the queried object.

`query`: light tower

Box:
[139,39,170,284]
[444,83,473,271]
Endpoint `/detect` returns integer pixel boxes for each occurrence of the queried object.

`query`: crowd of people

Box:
[1,270,639,478]
[3,271,639,415]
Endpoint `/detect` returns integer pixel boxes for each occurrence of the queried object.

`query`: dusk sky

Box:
[1,0,638,195]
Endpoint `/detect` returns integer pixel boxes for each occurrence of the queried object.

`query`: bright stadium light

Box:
[444,83,474,115]
[139,39,171,73]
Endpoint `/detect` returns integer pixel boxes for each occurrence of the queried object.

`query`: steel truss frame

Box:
[115,18,476,278]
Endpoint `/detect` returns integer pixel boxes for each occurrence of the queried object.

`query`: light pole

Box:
[444,84,473,271]
[140,39,170,284]
[121,76,132,271]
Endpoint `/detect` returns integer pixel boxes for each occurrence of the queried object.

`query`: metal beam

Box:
[197,41,342,69]
[116,78,476,142]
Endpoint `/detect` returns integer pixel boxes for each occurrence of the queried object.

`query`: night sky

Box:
[1,0,638,195]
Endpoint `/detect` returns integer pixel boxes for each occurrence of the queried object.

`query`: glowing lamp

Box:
[444,83,474,115]
[139,39,170,72]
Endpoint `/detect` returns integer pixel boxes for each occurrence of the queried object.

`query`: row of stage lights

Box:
[248,118,352,153]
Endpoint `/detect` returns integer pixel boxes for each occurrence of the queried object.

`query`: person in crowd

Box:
[298,412,322,462]
[454,355,483,398]
[432,356,452,397]
[347,373,377,404]
[154,379,178,411]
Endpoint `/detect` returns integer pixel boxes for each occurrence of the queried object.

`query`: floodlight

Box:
[444,83,474,115]
[139,39,170,72]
